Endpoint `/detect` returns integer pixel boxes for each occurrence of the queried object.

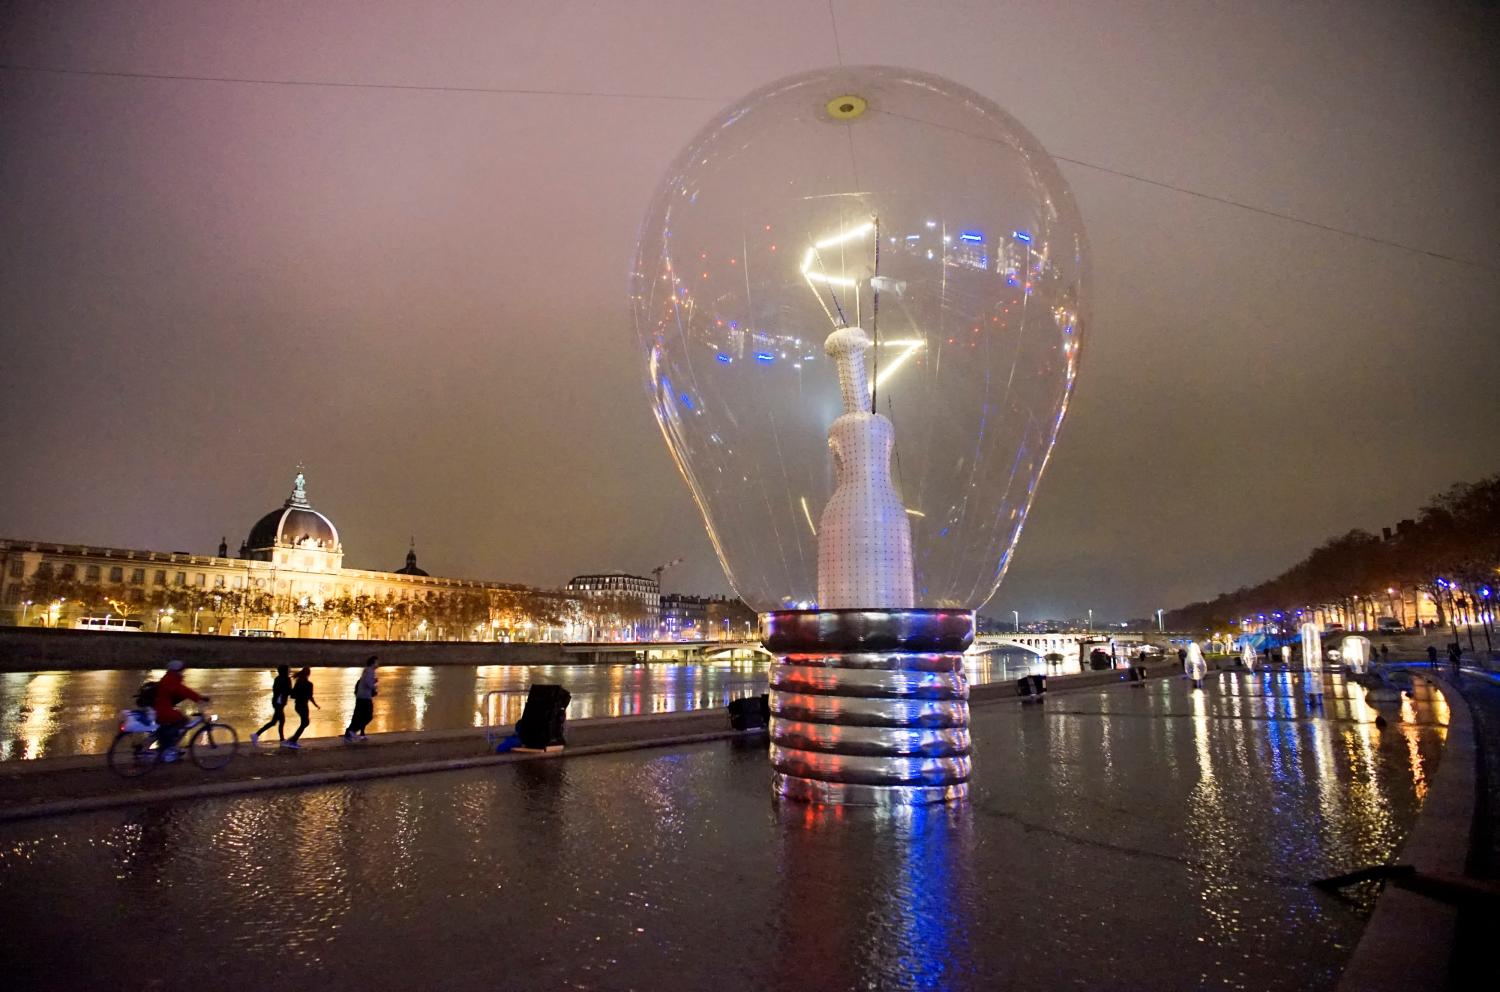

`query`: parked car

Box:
[1377,617,1404,634]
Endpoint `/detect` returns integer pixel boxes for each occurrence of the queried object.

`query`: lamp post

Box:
[1156,608,1164,633]
[1087,608,1093,632]
[21,599,33,626]
[1012,609,1020,633]
[386,606,395,640]
[212,594,222,635]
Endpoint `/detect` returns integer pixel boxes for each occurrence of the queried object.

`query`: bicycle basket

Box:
[120,708,158,733]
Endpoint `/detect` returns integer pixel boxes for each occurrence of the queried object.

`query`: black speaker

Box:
[515,684,571,749]
[728,693,770,731]
[1016,673,1047,700]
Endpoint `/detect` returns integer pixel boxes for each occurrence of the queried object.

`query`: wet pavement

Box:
[0,653,1037,761]
[0,670,1448,991]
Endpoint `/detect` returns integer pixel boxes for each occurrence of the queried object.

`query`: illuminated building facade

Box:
[0,471,574,640]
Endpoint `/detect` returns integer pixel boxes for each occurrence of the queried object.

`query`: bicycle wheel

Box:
[189,722,239,770]
[107,730,161,778]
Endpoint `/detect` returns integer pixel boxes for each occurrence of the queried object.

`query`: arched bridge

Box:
[969,632,1147,659]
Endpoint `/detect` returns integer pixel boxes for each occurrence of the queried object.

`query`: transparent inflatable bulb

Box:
[633,66,1088,614]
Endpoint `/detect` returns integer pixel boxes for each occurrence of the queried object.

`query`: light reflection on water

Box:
[0,672,1448,991]
[0,650,1040,761]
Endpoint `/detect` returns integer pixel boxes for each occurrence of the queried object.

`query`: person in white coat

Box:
[1186,641,1209,690]
[1301,622,1325,705]
[1240,640,1257,673]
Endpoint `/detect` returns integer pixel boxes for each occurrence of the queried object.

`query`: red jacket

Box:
[153,670,203,724]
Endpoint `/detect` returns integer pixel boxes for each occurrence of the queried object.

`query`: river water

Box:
[0,651,1043,761]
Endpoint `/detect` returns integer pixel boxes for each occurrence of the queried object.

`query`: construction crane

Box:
[651,558,684,585]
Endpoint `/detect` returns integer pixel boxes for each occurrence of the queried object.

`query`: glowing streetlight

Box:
[1012,609,1020,633]
[1156,609,1165,633]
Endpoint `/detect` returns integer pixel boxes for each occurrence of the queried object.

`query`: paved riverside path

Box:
[1,668,1449,992]
[0,665,1173,819]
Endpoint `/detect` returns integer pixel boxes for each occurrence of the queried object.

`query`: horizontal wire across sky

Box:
[1,60,1492,272]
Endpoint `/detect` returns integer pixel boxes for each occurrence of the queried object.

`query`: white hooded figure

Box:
[1341,636,1371,675]
[1301,622,1324,703]
[1186,641,1208,689]
[1241,640,1257,673]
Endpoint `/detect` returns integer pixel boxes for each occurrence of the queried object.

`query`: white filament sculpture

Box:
[816,326,914,609]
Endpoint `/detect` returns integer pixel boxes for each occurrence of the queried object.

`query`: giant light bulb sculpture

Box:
[634,66,1087,804]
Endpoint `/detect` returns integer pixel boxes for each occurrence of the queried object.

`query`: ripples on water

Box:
[0,671,1447,991]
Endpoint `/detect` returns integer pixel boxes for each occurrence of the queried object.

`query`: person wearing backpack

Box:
[343,657,378,742]
[282,667,320,749]
[250,665,293,745]
[153,660,209,762]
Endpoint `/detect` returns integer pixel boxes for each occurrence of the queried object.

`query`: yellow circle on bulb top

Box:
[826,95,868,120]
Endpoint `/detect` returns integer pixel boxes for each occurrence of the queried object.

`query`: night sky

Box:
[3,2,1497,621]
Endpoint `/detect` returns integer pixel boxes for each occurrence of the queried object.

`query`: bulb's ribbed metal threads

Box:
[764,609,974,805]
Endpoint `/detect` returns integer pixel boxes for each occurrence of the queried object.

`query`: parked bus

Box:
[74,616,144,632]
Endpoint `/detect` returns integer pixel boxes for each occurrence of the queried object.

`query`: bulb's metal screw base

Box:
[764,608,974,806]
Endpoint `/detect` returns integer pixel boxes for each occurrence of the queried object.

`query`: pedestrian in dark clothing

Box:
[1177,648,1188,673]
[251,665,293,745]
[1427,645,1439,666]
[344,657,378,742]
[1380,644,1390,663]
[1448,643,1462,676]
[283,667,320,749]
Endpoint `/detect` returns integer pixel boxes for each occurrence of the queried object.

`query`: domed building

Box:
[0,467,594,641]
[240,471,343,573]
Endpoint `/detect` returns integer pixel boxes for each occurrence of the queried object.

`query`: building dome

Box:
[395,538,429,577]
[243,471,341,556]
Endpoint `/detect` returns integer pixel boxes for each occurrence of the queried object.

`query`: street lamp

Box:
[1156,608,1164,633]
[1012,609,1020,633]
[1087,608,1093,632]
[20,599,33,625]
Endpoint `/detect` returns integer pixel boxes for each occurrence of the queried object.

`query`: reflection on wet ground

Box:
[0,671,1446,991]
[0,653,1034,760]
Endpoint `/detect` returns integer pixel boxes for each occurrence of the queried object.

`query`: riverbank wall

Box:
[0,626,566,671]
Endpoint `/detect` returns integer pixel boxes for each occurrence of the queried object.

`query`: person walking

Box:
[1448,642,1462,676]
[250,664,293,745]
[282,667,320,749]
[1240,640,1257,673]
[344,657,378,742]
[1379,643,1390,663]
[1427,645,1439,666]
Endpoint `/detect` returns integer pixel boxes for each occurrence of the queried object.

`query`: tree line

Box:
[17,571,657,641]
[1164,473,1500,634]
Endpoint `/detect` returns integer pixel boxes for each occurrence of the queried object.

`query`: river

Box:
[0,650,1044,761]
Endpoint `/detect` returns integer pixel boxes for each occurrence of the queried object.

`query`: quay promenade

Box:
[0,665,1461,991]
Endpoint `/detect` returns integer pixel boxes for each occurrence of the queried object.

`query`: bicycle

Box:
[107,707,240,778]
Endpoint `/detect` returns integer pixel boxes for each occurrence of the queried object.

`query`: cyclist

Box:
[153,659,210,762]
